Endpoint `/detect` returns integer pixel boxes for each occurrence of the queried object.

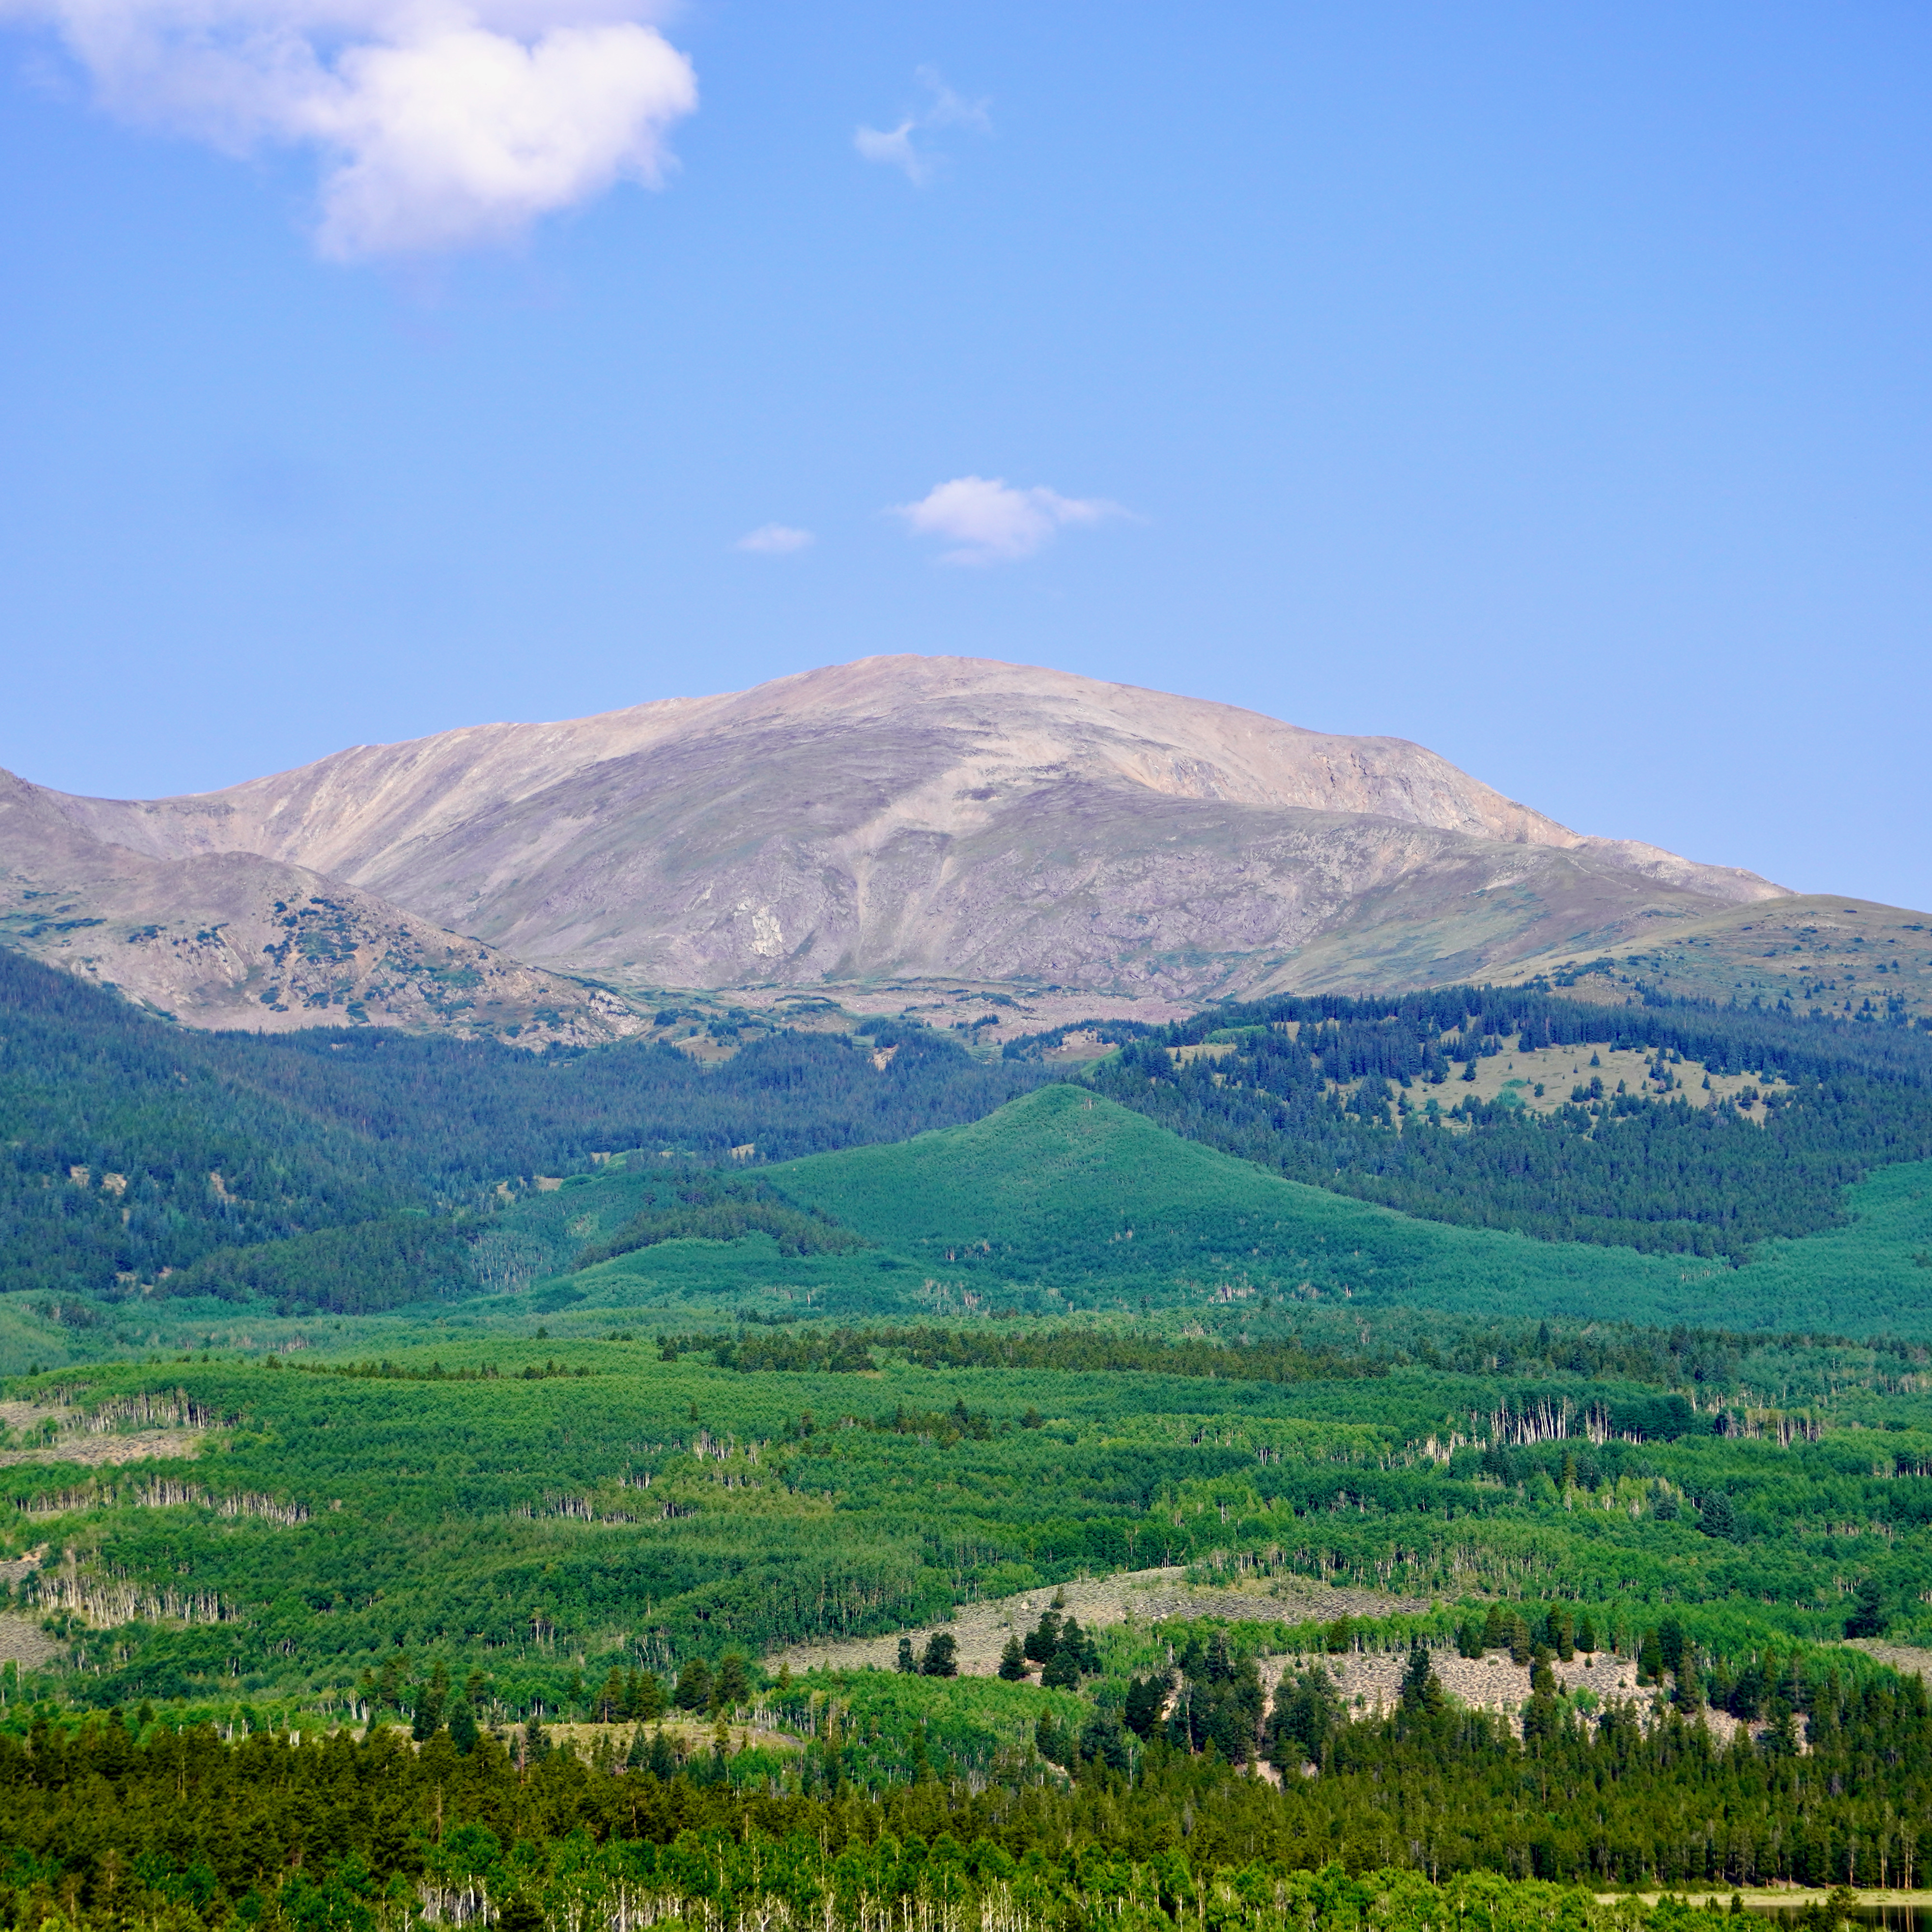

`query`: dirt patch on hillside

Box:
[1847,1638,1932,1681]
[767,1566,1419,1676]
[0,1430,208,1470]
[1280,1646,1769,1747]
[0,1615,61,1672]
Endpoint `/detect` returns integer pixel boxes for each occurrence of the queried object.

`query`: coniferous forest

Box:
[4,948,1932,1932]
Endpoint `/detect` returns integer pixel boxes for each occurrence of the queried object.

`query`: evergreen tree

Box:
[1658,1616,1687,1676]
[674,1658,712,1711]
[1400,1643,1446,1716]
[997,1636,1028,1681]
[1638,1629,1664,1685]
[1507,1615,1533,1666]
[710,1652,751,1712]
[1023,1610,1062,1664]
[597,1666,625,1722]
[497,1895,546,1932]
[919,1633,958,1678]
[1846,1577,1888,1639]
[1123,1673,1167,1738]
[1040,1644,1080,1690]
[1548,1606,1574,1661]
[446,1697,478,1756]
[412,1661,448,1742]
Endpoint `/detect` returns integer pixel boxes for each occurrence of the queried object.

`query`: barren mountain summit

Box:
[6,657,1790,1013]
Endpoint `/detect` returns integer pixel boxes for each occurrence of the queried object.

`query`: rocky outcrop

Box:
[0,769,645,1044]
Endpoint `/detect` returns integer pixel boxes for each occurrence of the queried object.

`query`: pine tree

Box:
[1123,1673,1167,1737]
[447,1697,479,1755]
[1659,1616,1687,1676]
[597,1667,625,1723]
[997,1636,1028,1681]
[1548,1606,1574,1661]
[711,1652,751,1712]
[497,1895,546,1932]
[675,1658,712,1711]
[412,1661,448,1741]
[1508,1615,1533,1666]
[1400,1643,1446,1716]
[1846,1577,1888,1639]
[1041,1645,1080,1690]
[1023,1611,1062,1664]
[1638,1629,1664,1685]
[1701,1489,1737,1539]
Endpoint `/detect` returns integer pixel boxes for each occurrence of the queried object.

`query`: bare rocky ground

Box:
[0,1616,60,1671]
[0,1399,210,1469]
[1280,1645,1770,1748]
[1847,1638,1932,1682]
[767,1566,1420,1676]
[0,1430,208,1470]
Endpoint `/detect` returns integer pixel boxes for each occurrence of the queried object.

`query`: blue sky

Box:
[2,3,1928,907]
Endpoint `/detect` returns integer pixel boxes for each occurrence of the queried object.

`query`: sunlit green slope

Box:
[758,1084,1932,1336]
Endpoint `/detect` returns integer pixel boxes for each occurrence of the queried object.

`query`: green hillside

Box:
[0,945,1040,1311]
[758,1084,1930,1335]
[495,1083,1932,1338]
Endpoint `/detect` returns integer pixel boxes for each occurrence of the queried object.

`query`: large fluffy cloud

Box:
[892,476,1127,564]
[2,0,697,256]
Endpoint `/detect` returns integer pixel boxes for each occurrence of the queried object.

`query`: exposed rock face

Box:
[4,655,1792,1014]
[0,770,645,1044]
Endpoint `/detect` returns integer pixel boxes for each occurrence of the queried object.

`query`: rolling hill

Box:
[539,1084,1932,1339]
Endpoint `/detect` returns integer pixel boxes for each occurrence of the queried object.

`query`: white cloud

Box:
[855,64,988,186]
[0,0,697,256]
[736,523,814,555]
[892,476,1128,565]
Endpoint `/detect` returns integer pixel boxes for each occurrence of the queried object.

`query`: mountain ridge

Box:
[0,655,1822,1024]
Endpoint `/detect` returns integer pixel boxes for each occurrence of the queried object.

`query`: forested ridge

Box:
[0,951,1040,1307]
[1035,989,1932,1260]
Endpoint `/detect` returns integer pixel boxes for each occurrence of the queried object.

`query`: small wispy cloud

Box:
[736,524,814,555]
[892,476,1129,565]
[854,65,989,186]
[0,0,698,257]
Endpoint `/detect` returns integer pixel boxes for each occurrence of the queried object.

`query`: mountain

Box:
[0,656,1813,1018]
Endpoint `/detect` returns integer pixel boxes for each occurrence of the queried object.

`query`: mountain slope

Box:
[1488,893,1932,1025]
[0,768,642,1043]
[4,656,1804,1009]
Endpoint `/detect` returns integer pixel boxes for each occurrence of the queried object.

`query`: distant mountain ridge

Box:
[1,656,1801,1024]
